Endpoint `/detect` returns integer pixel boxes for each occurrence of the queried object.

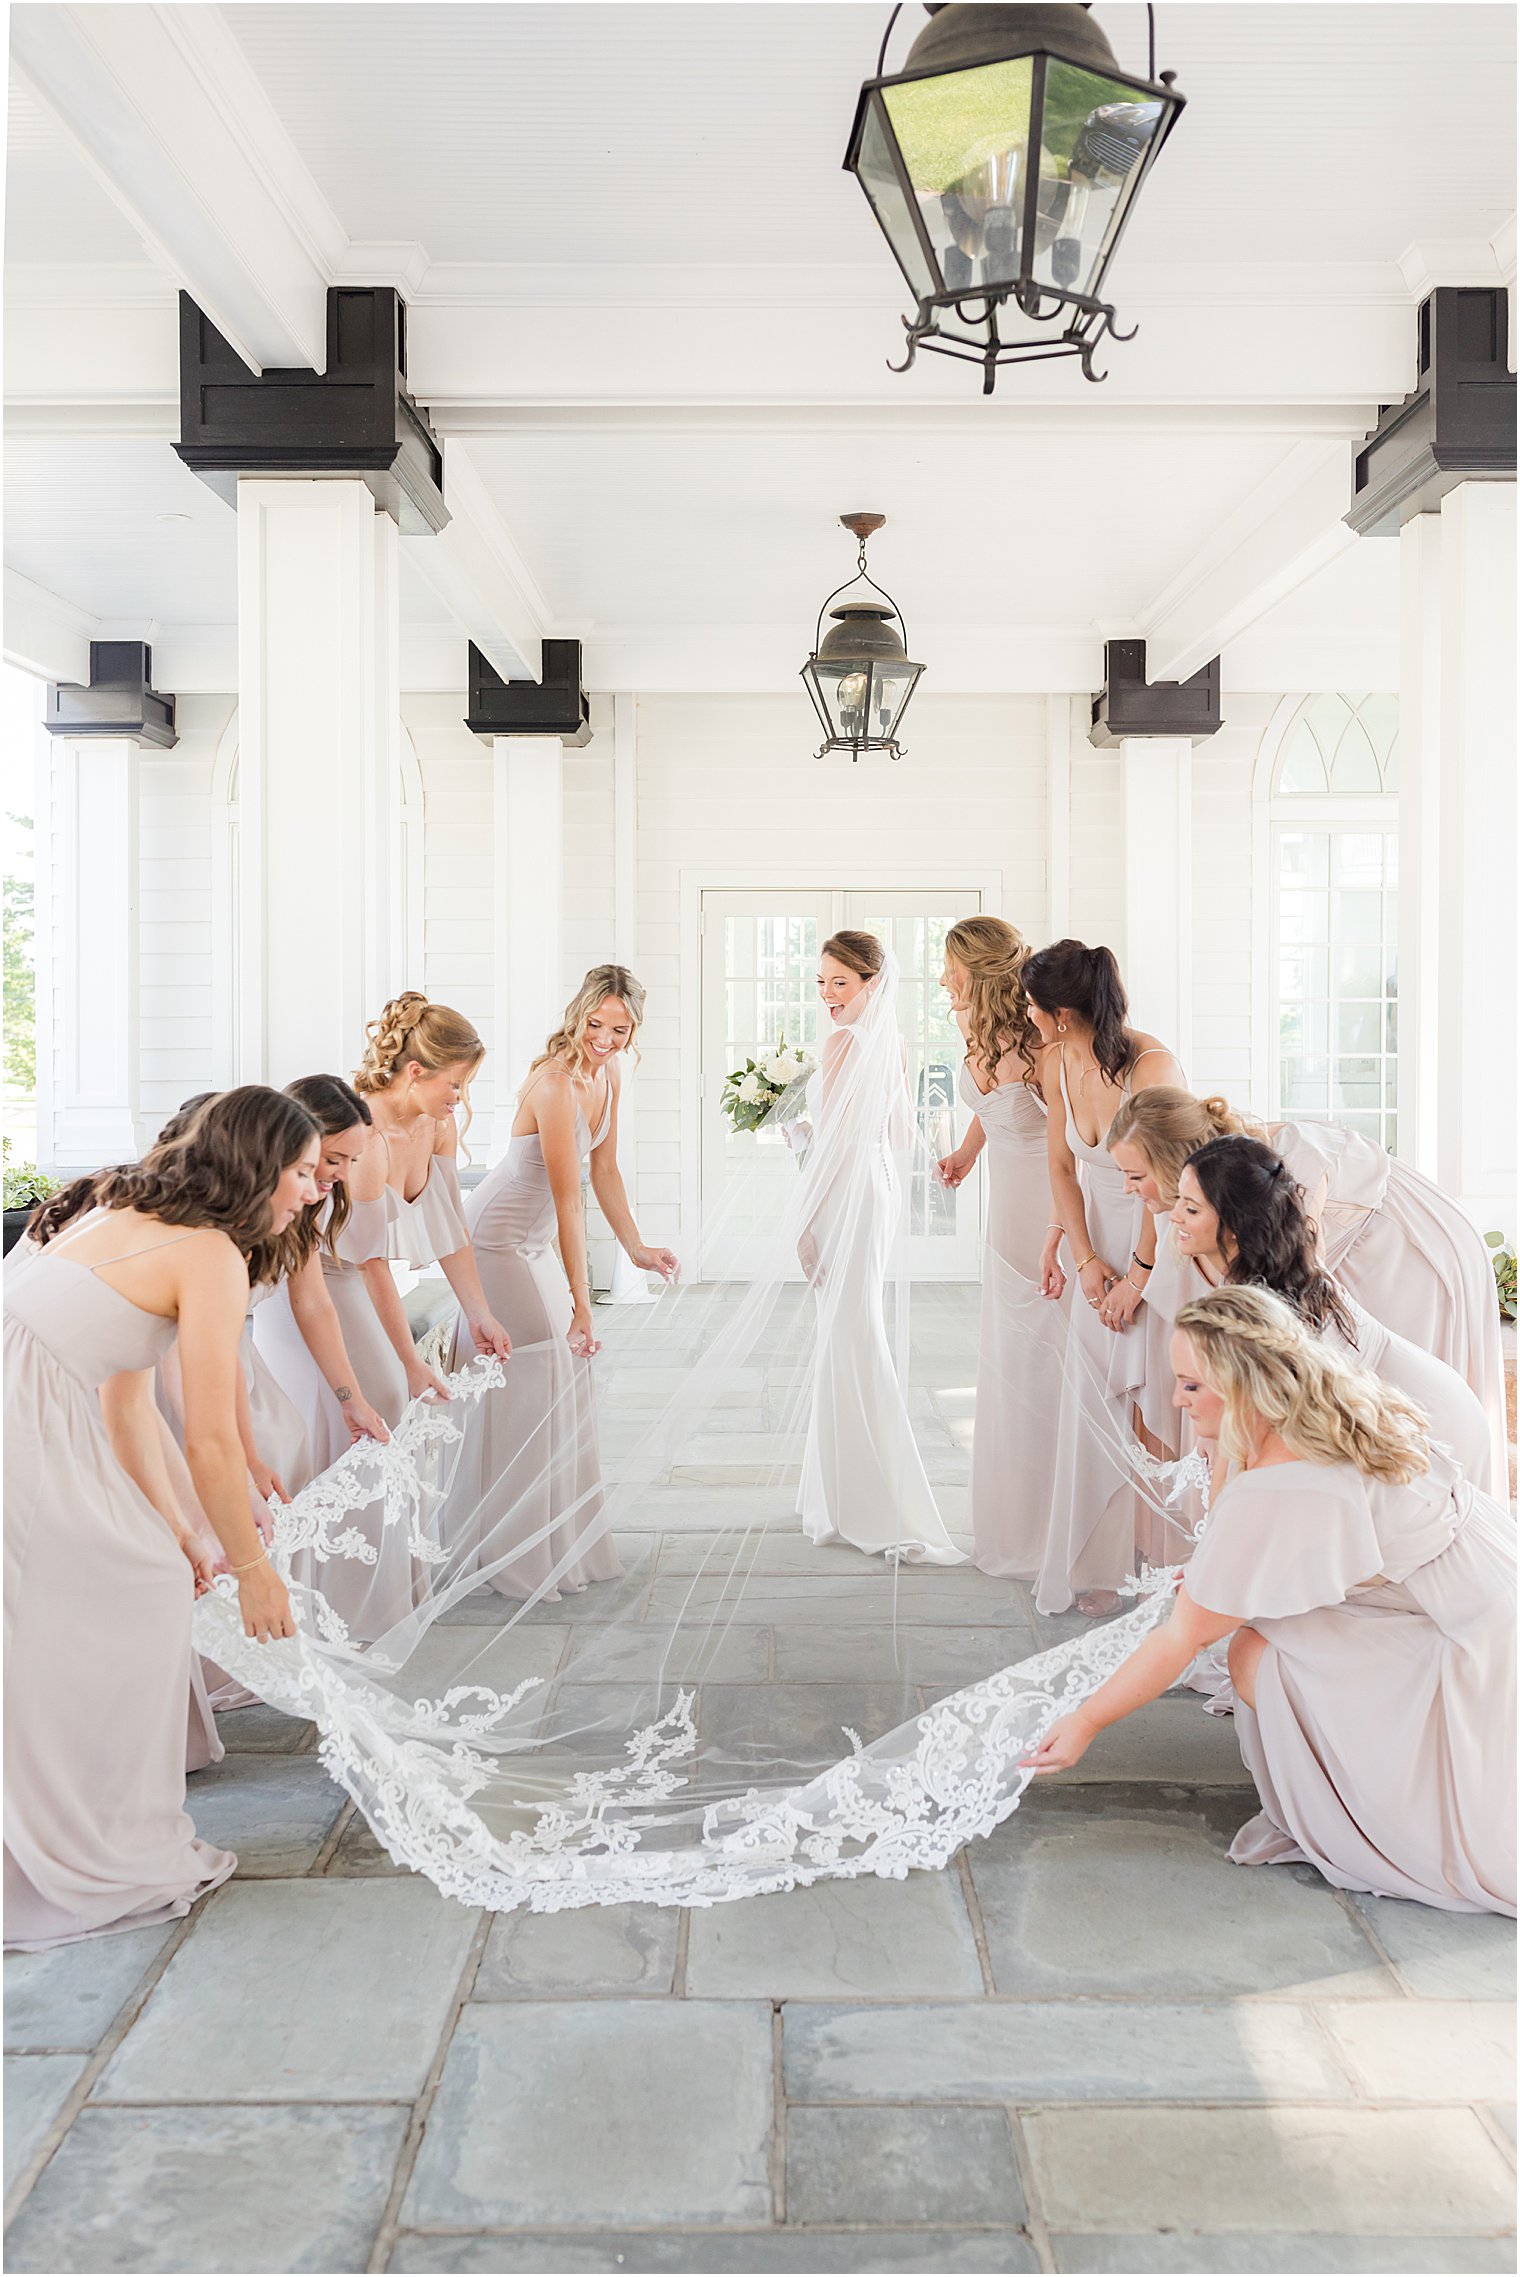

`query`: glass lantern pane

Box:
[855,94,937,302]
[884,58,1035,296]
[1032,62,1164,298]
[868,659,920,740]
[810,659,872,742]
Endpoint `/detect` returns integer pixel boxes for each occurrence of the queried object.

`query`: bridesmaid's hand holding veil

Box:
[629,1243,680,1283]
[338,1390,391,1446]
[238,1556,296,1643]
[464,1312,513,1363]
[405,1355,455,1403]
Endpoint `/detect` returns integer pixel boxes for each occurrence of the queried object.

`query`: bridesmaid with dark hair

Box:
[1021,940,1185,1613]
[251,1074,397,1472]
[5,1088,317,1948]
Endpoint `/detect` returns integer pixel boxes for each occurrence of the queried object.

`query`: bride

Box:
[795,931,965,1565]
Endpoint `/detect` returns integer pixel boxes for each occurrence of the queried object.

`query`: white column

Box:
[606,689,656,1298]
[47,738,140,1168]
[1043,693,1071,940]
[1118,735,1193,1070]
[1396,511,1443,1175]
[235,477,399,1084]
[492,735,564,1104]
[1433,482,1516,1221]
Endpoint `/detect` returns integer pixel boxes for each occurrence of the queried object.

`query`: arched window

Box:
[1266,694,1399,1147]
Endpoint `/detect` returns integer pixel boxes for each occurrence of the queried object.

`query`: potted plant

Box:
[3,1142,62,1256]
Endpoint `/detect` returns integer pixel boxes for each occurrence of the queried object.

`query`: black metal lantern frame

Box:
[801,513,924,763]
[845,3,1185,394]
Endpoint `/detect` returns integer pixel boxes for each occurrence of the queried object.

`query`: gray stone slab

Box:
[390,2230,1041,2273]
[686,1874,982,2000]
[783,2000,1348,2104]
[394,1623,572,1692]
[1353,1895,1518,1999]
[1024,2107,1517,2234]
[96,1880,478,2103]
[475,1903,679,1997]
[567,1623,770,1683]
[1489,2105,1517,2147]
[1053,2238,1520,2274]
[212,1701,314,1752]
[969,1793,1392,1998]
[3,2052,86,2194]
[321,1810,413,1877]
[5,1924,173,2051]
[184,1753,347,1876]
[4,2102,411,2273]
[657,1532,902,1578]
[700,1684,919,1780]
[1323,2001,1517,2101]
[785,2105,1026,2227]
[648,1572,1029,1628]
[402,2001,773,2228]
[1057,1694,1253,1785]
[773,1625,1029,1686]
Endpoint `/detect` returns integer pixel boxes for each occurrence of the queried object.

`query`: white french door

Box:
[698,887,985,1279]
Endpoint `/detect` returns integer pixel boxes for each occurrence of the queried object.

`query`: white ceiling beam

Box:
[3,569,98,685]
[9,2,344,373]
[399,443,550,685]
[1141,442,1359,686]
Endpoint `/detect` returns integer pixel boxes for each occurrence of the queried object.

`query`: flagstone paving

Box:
[5,1288,1515,2274]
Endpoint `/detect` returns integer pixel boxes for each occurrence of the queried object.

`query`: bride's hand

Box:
[797,1229,823,1286]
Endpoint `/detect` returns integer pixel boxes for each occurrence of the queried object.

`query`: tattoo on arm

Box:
[335,1386,353,1404]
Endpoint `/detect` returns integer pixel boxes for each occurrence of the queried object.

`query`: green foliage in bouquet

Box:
[720,1038,815,1134]
[1484,1230,1517,1321]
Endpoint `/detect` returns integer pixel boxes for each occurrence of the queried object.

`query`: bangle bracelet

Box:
[1075,1253,1097,1273]
[1047,1223,1063,1233]
[1130,1253,1153,1272]
[229,1550,268,1575]
[1124,1274,1145,1293]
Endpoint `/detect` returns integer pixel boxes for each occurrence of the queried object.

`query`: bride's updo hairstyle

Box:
[945,915,1037,1075]
[1107,1086,1253,1205]
[1022,939,1133,1084]
[532,965,647,1081]
[1186,1135,1354,1342]
[92,1086,318,1257]
[270,1074,373,1277]
[355,991,484,1133]
[819,930,885,980]
[1176,1284,1429,1484]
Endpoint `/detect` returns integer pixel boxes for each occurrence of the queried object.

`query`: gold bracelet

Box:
[228,1550,269,1575]
[1075,1253,1098,1273]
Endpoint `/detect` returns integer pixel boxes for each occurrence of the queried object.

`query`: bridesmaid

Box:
[1108,1088,1507,1495]
[1023,940,1185,1614]
[450,966,679,1600]
[1170,1138,1493,1486]
[1026,1285,1516,1917]
[5,1088,315,1948]
[935,916,1063,1577]
[349,992,514,1385]
[251,1075,396,1471]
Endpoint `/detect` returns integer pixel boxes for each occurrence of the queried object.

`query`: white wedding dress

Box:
[795,974,965,1566]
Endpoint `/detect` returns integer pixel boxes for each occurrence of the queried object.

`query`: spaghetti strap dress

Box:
[445,1084,620,1598]
[252,1195,411,1473]
[4,1226,236,1948]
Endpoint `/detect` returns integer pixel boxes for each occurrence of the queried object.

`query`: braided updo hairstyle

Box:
[354,992,484,1143]
[1176,1284,1429,1483]
[1184,1135,1355,1342]
[1107,1086,1257,1205]
[945,915,1037,1076]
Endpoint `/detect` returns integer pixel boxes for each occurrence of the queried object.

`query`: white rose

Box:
[761,1051,796,1085]
[737,1072,765,1104]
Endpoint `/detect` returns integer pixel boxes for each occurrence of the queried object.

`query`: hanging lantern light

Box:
[801,514,924,762]
[844,3,1185,393]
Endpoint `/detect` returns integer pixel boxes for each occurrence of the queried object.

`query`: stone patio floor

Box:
[5,1286,1515,2274]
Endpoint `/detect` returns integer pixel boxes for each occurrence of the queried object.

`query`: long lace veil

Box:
[195,955,1200,1910]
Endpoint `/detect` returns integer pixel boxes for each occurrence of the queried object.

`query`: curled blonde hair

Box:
[1108,1085,1256,1203]
[1176,1285,1430,1485]
[945,914,1037,1076]
[532,966,647,1082]
[354,992,484,1143]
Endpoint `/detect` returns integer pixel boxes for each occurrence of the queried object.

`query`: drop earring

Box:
[1057,1020,1068,1034]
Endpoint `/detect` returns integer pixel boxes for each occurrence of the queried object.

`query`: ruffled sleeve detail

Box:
[1186,1464,1386,1620]
[334,1193,394,1267]
[382,1156,472,1269]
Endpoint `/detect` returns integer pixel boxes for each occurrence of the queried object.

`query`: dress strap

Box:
[50,1214,205,1272]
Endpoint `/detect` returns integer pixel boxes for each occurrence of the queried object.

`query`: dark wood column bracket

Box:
[465,640,592,746]
[44,642,176,750]
[1347,287,1516,538]
[175,286,449,537]
[1088,639,1221,748]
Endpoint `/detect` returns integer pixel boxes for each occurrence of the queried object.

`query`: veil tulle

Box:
[194,957,1206,1910]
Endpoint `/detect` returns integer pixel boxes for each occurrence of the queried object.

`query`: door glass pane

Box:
[1273,824,1398,1149]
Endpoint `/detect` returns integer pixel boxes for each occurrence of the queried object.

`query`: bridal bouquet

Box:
[721,1039,814,1133]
